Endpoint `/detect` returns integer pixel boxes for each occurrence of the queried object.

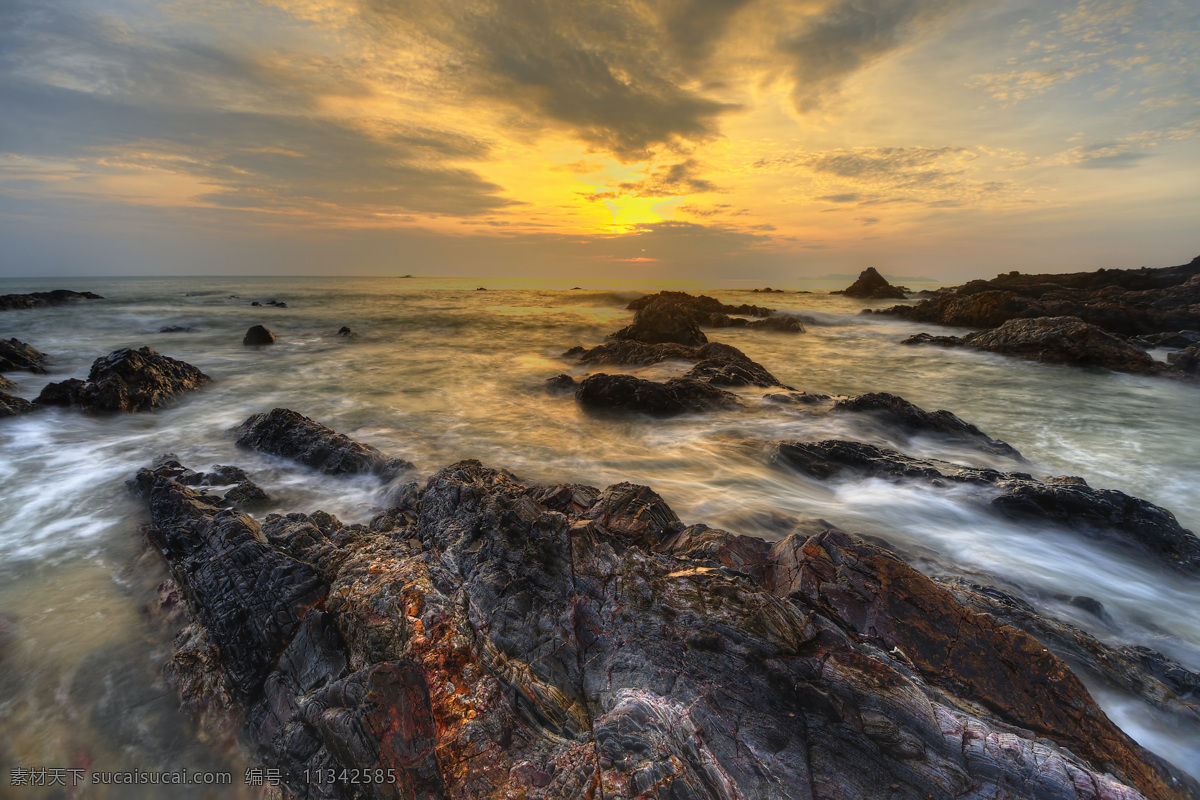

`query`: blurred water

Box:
[1,275,1197,788]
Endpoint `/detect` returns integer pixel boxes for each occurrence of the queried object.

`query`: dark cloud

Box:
[365,0,737,160]
[779,0,977,112]
[0,0,510,217]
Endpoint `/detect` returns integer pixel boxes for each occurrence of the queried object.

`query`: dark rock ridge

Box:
[0,374,14,391]
[834,267,908,299]
[0,391,36,417]
[770,439,1200,574]
[235,408,414,480]
[35,347,211,413]
[0,289,103,311]
[0,338,49,373]
[904,317,1168,375]
[832,392,1022,458]
[135,456,1198,800]
[570,340,789,388]
[244,325,277,346]
[612,291,803,346]
[875,255,1200,335]
[130,454,270,510]
[575,373,742,416]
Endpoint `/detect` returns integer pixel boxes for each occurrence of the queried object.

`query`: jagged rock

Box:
[907,316,1167,375]
[135,457,1198,800]
[875,255,1200,335]
[336,326,357,338]
[0,338,48,373]
[244,325,277,346]
[34,347,210,413]
[769,439,1200,573]
[235,408,414,480]
[0,391,36,417]
[610,296,708,346]
[1135,331,1200,349]
[763,391,832,406]
[835,267,908,299]
[0,374,13,391]
[611,292,802,346]
[627,291,773,318]
[575,373,742,416]
[832,392,1021,458]
[0,289,103,311]
[1168,344,1200,374]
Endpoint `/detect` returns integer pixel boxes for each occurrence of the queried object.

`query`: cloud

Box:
[589,159,720,199]
[777,0,978,113]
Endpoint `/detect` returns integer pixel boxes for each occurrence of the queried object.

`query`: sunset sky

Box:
[1,0,1197,280]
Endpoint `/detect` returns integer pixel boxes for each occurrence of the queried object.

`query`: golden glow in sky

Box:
[0,0,1197,278]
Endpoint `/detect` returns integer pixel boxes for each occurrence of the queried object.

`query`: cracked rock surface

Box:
[136,456,1199,800]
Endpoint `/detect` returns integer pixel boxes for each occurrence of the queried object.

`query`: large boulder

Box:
[34,347,210,413]
[575,373,742,416]
[134,456,1199,800]
[610,292,803,346]
[0,391,36,417]
[610,296,708,346]
[0,289,103,312]
[907,316,1167,375]
[770,439,1200,574]
[0,338,48,373]
[836,267,908,299]
[235,408,414,480]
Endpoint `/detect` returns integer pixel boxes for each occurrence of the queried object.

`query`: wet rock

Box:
[0,338,48,373]
[0,391,36,417]
[136,456,1198,800]
[159,325,193,333]
[875,255,1200,335]
[336,326,357,338]
[763,391,832,406]
[1168,343,1200,374]
[611,291,802,346]
[610,295,708,346]
[0,289,103,311]
[34,347,211,413]
[575,340,789,387]
[750,287,785,293]
[627,290,773,318]
[832,391,1022,458]
[770,439,1200,573]
[543,373,576,395]
[235,408,414,479]
[907,316,1167,375]
[243,325,276,346]
[1135,330,1200,349]
[575,373,742,416]
[835,267,908,299]
[0,374,14,391]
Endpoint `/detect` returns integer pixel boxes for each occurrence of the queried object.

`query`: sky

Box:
[0,0,1197,281]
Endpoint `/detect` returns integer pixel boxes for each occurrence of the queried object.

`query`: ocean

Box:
[1,275,1198,794]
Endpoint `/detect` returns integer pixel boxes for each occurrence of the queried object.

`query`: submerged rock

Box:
[0,391,36,417]
[835,267,908,299]
[906,316,1167,375]
[243,325,277,346]
[235,408,414,480]
[34,347,211,413]
[575,373,742,416]
[135,456,1198,800]
[770,439,1200,573]
[0,338,48,373]
[832,391,1022,458]
[543,373,577,395]
[0,289,103,311]
[336,326,357,338]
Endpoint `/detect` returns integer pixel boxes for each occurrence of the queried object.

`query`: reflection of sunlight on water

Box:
[1,276,1198,782]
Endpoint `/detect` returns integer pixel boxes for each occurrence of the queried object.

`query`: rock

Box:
[0,289,103,312]
[574,340,789,387]
[575,373,742,416]
[964,317,1164,374]
[0,391,37,417]
[336,326,357,338]
[0,374,13,391]
[627,291,774,319]
[34,347,211,413]
[235,408,414,480]
[832,392,1022,458]
[769,439,1200,573]
[610,295,708,346]
[763,391,832,406]
[875,255,1200,335]
[0,338,48,373]
[1168,344,1199,374]
[901,331,963,347]
[158,325,193,333]
[1135,331,1200,349]
[750,287,785,293]
[243,325,276,346]
[611,292,802,346]
[135,456,1198,800]
[835,267,908,299]
[543,374,576,395]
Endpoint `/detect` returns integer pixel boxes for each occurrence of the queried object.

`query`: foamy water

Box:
[1,275,1198,790]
